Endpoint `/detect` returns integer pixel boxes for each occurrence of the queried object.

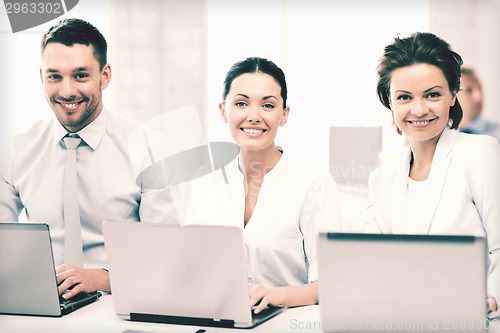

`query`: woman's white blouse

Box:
[405,178,429,234]
[171,151,341,287]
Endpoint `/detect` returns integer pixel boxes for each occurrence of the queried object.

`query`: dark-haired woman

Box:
[367,32,500,313]
[185,57,341,312]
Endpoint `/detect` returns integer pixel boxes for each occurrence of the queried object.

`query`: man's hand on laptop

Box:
[56,264,111,299]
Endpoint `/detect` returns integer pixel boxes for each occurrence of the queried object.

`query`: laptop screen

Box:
[318,233,487,333]
[0,222,61,316]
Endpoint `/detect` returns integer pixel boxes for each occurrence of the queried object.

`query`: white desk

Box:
[1,294,499,333]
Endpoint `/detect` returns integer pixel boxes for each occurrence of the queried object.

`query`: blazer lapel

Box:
[417,127,455,234]
[390,147,411,234]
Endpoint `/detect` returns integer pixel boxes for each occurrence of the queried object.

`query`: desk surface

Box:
[1,294,499,333]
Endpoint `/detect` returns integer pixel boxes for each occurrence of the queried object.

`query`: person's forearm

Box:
[95,268,111,292]
[275,282,317,307]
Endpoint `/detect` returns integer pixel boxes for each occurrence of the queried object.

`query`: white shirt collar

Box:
[52,108,109,150]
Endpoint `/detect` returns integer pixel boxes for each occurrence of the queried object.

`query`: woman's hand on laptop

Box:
[248,282,318,314]
[248,283,284,314]
[56,264,111,299]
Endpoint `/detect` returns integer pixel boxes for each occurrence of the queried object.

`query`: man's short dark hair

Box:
[41,18,107,70]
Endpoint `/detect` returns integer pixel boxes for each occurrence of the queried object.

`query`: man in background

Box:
[458,67,500,141]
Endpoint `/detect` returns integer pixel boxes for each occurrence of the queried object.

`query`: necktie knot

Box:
[64,137,81,150]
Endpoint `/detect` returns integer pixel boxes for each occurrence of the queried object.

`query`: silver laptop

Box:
[318,233,488,332]
[0,222,101,316]
[103,221,283,328]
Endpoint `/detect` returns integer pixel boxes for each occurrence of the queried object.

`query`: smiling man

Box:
[41,41,108,133]
[0,19,176,299]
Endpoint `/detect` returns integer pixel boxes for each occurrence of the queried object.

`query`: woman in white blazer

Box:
[367,32,500,314]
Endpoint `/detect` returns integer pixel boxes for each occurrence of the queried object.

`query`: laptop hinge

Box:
[130,312,236,328]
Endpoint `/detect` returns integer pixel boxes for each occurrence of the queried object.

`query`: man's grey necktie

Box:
[63,136,83,266]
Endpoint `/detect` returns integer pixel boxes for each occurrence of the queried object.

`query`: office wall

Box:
[429,0,500,123]
[109,0,208,128]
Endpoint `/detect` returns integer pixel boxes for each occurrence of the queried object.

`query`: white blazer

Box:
[367,127,500,301]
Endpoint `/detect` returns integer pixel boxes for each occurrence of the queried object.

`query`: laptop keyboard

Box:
[252,305,282,319]
[59,292,90,305]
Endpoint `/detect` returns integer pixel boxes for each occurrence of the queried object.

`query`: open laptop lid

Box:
[318,233,488,333]
[104,221,281,328]
[0,222,62,316]
[0,222,101,316]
